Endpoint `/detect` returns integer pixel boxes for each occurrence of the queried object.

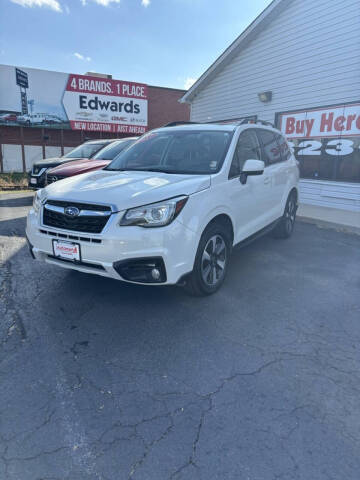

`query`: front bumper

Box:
[28,171,47,189]
[26,207,199,285]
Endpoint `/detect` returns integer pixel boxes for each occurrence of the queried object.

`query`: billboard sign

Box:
[276,102,360,184]
[63,74,147,134]
[15,68,29,89]
[0,64,148,133]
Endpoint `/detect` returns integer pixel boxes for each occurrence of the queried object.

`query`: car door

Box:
[256,129,289,219]
[227,128,273,242]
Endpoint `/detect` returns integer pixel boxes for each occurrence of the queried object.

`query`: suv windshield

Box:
[105,130,233,174]
[92,139,134,160]
[64,142,106,159]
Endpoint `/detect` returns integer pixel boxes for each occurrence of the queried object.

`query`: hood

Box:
[47,159,110,176]
[44,169,211,210]
[33,157,85,169]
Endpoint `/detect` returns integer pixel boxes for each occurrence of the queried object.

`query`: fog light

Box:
[151,268,161,280]
[113,257,167,283]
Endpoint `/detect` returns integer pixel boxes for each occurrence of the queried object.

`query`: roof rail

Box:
[237,118,275,128]
[162,121,199,127]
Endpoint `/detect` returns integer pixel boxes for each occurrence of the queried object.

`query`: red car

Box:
[0,113,18,122]
[46,137,136,185]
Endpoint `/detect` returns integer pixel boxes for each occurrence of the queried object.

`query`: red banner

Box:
[69,120,147,134]
[65,74,148,99]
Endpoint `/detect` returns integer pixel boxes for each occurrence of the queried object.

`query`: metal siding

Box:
[300,180,360,212]
[190,0,360,124]
[190,0,360,211]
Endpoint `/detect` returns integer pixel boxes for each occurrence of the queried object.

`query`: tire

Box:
[272,191,297,239]
[184,222,231,296]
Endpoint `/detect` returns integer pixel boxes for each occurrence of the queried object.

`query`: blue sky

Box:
[0,0,272,89]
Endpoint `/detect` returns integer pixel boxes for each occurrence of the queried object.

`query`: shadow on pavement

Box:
[0,194,34,208]
[0,216,27,237]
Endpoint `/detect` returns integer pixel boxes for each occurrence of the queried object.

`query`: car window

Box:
[229,129,262,178]
[93,140,134,160]
[106,130,233,174]
[276,134,291,161]
[257,130,282,165]
[64,142,106,159]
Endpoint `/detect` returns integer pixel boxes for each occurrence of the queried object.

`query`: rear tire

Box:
[184,222,231,296]
[272,191,297,239]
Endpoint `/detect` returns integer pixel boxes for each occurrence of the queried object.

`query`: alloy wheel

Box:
[285,197,296,234]
[201,234,227,286]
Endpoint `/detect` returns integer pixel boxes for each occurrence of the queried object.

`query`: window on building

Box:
[292,137,360,183]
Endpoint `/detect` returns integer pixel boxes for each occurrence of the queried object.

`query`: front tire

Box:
[272,191,297,239]
[184,222,231,296]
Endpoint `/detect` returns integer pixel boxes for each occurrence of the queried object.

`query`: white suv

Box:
[26,121,299,295]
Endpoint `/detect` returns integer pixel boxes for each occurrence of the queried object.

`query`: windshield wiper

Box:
[104,167,175,173]
[103,167,128,171]
[104,166,209,174]
[134,167,176,173]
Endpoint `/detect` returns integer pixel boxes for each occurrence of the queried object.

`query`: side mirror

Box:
[239,159,265,184]
[242,159,265,175]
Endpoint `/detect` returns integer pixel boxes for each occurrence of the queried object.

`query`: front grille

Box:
[47,175,66,184]
[46,200,111,212]
[43,201,112,234]
[39,229,102,243]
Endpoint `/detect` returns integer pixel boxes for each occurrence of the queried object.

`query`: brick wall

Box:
[148,86,190,129]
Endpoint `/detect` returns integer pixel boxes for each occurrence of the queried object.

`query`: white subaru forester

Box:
[26,121,299,295]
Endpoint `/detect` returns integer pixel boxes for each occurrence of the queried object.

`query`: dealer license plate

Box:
[53,240,80,261]
[30,177,37,185]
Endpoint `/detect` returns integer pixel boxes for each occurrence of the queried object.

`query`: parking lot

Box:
[1,192,360,480]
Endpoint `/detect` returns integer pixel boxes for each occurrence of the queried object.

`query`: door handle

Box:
[263,177,271,185]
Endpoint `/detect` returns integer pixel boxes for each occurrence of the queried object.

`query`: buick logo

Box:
[64,206,80,217]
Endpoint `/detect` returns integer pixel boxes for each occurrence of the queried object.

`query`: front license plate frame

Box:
[52,240,81,262]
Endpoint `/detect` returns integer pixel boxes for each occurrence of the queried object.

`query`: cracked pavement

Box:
[0,192,359,480]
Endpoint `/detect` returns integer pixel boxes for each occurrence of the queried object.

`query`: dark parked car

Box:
[46,138,136,185]
[28,139,119,189]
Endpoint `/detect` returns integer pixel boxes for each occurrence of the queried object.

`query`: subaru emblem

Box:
[65,206,80,217]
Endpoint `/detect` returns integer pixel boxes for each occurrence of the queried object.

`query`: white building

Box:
[181,0,360,212]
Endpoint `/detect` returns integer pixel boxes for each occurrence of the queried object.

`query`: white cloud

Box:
[81,0,120,5]
[141,0,150,6]
[11,0,62,12]
[184,77,196,90]
[73,52,92,61]
[94,0,120,4]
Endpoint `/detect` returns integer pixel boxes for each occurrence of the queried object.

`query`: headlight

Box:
[33,189,47,213]
[120,196,188,228]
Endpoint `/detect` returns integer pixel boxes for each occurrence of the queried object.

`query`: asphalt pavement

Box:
[0,192,360,480]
